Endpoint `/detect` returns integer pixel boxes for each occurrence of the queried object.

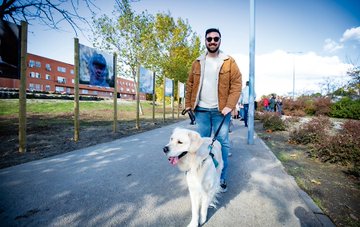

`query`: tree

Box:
[318,77,343,98]
[0,0,97,35]
[151,13,202,101]
[92,0,202,102]
[347,65,360,97]
[92,0,154,79]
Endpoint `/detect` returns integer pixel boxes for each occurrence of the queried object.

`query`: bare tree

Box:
[345,55,360,97]
[0,0,98,35]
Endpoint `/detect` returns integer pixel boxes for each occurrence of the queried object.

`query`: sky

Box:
[26,0,360,98]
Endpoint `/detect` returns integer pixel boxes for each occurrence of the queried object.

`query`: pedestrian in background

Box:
[276,96,283,115]
[269,94,276,112]
[262,96,269,111]
[239,81,256,127]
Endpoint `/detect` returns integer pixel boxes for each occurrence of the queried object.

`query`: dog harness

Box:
[178,115,226,168]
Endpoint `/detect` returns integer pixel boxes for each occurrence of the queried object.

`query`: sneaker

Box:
[220,179,227,193]
[209,202,216,209]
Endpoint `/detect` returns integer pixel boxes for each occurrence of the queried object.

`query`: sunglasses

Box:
[206,37,220,42]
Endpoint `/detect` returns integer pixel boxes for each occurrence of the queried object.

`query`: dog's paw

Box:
[209,202,216,209]
[200,216,207,226]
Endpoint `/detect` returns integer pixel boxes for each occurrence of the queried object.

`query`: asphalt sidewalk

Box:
[0,119,335,227]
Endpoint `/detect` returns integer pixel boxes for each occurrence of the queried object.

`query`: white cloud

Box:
[231,50,351,98]
[323,38,343,52]
[340,26,360,42]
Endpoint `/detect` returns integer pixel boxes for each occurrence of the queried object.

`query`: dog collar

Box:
[178,151,188,159]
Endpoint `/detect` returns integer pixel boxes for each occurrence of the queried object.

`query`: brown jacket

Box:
[185,52,242,111]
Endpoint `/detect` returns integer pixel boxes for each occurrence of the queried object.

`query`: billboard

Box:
[165,77,173,97]
[178,82,185,98]
[139,66,154,94]
[0,20,21,79]
[79,44,114,87]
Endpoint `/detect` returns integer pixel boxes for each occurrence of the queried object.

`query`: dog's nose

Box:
[163,146,169,154]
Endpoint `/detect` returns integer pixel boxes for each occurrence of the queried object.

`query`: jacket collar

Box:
[197,50,229,61]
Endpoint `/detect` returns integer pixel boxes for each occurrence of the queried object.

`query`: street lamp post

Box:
[288,51,302,99]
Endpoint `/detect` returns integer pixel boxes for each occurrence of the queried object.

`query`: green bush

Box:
[289,116,332,145]
[259,112,286,131]
[330,97,360,120]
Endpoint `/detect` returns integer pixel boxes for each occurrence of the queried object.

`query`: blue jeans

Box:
[243,104,249,127]
[194,106,231,181]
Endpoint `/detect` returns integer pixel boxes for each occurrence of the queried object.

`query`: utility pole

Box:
[248,0,256,145]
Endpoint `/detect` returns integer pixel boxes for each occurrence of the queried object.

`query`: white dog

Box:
[163,128,223,227]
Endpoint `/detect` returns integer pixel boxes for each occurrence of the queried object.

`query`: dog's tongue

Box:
[168,157,179,165]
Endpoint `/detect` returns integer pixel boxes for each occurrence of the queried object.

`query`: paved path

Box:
[0,119,334,226]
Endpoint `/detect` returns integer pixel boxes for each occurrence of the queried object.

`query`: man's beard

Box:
[206,45,219,53]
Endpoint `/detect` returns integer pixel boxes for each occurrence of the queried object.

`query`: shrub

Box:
[304,99,316,115]
[314,97,331,116]
[312,120,360,174]
[289,116,332,145]
[259,112,286,131]
[330,97,360,120]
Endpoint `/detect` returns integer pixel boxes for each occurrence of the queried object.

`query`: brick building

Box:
[0,53,145,100]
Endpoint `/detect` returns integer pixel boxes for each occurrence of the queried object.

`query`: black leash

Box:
[210,115,227,146]
[208,114,227,168]
[181,109,196,125]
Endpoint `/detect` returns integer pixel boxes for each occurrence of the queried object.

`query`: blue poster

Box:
[79,44,114,87]
[139,66,154,94]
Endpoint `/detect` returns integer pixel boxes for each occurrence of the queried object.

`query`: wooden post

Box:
[136,64,140,129]
[152,71,156,122]
[19,21,28,153]
[163,75,166,123]
[171,80,174,119]
[74,38,80,142]
[113,53,118,133]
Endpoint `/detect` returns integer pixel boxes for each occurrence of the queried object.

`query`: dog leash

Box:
[181,109,196,125]
[208,115,227,168]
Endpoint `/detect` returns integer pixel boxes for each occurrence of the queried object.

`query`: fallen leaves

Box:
[310,179,321,185]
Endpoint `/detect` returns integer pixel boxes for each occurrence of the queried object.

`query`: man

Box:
[89,53,109,87]
[185,28,242,192]
[239,81,256,127]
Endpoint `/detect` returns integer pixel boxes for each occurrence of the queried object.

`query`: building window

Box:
[35,61,41,68]
[57,66,66,73]
[66,88,71,94]
[57,76,66,84]
[70,69,74,74]
[45,74,51,80]
[35,72,41,78]
[45,64,51,71]
[82,89,88,94]
[35,84,42,91]
[45,85,51,91]
[93,91,98,95]
[55,86,65,92]
[29,83,34,91]
[72,79,75,84]
[29,72,35,78]
[29,60,35,68]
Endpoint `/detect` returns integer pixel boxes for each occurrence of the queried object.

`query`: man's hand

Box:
[221,107,232,116]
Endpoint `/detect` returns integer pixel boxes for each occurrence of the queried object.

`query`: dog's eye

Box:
[178,140,183,144]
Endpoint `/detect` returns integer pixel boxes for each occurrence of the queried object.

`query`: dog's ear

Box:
[188,131,203,153]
